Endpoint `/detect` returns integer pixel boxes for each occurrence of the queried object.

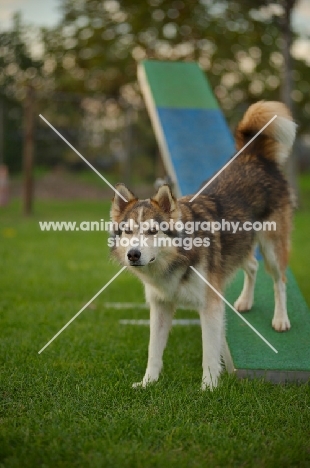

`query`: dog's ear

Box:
[152,184,176,214]
[111,184,137,218]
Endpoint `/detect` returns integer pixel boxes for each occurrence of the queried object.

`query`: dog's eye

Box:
[124,229,133,235]
[114,229,122,236]
[148,227,158,235]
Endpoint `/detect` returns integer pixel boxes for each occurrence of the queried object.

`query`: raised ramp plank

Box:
[138,60,235,196]
[225,265,310,382]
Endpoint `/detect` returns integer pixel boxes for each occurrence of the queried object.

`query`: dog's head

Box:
[110,183,180,268]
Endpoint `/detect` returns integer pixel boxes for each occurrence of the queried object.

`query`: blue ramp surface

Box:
[138,60,235,196]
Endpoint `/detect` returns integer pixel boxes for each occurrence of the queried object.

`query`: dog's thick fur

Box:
[110,101,296,390]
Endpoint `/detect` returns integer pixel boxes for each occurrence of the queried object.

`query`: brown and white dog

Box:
[110,101,296,390]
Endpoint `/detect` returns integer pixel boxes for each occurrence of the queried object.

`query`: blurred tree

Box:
[1,1,310,177]
[280,0,298,192]
[43,1,306,189]
[0,13,44,99]
[0,13,43,171]
[237,0,299,191]
[43,0,309,127]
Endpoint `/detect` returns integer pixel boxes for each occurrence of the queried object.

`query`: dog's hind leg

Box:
[258,213,291,331]
[132,298,174,388]
[234,250,258,312]
[199,283,225,390]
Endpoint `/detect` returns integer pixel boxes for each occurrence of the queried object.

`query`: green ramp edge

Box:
[142,60,219,109]
[225,264,310,382]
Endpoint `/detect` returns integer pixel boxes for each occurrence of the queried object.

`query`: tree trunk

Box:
[280,0,298,197]
[23,86,35,216]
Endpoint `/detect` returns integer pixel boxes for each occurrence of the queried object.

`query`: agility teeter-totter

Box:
[138,59,310,383]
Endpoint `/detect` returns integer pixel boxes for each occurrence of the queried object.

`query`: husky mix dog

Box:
[110,101,296,390]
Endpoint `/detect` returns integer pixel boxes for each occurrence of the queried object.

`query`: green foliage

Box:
[0,13,44,171]
[1,1,310,173]
[0,13,43,98]
[43,0,310,128]
[290,172,310,294]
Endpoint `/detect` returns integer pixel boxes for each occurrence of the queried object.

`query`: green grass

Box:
[290,173,310,298]
[65,169,155,189]
[0,179,310,467]
[66,169,122,188]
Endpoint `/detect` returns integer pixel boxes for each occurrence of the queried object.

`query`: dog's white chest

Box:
[143,267,206,310]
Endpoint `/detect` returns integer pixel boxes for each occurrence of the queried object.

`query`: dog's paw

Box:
[132,375,156,389]
[234,295,253,312]
[132,381,146,389]
[201,381,217,391]
[272,317,291,332]
[201,376,218,391]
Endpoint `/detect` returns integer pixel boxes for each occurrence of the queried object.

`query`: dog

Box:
[110,101,296,390]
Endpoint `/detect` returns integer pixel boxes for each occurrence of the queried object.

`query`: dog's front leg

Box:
[132,299,174,388]
[199,287,225,391]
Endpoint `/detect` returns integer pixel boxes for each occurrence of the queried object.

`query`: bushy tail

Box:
[235,101,297,166]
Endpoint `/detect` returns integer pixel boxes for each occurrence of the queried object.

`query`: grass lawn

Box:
[0,176,310,468]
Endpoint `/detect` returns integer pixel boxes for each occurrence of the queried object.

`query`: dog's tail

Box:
[235,101,297,166]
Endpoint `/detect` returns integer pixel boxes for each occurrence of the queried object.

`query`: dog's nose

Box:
[127,249,141,262]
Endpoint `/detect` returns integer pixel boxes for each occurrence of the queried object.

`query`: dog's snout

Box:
[127,249,141,262]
